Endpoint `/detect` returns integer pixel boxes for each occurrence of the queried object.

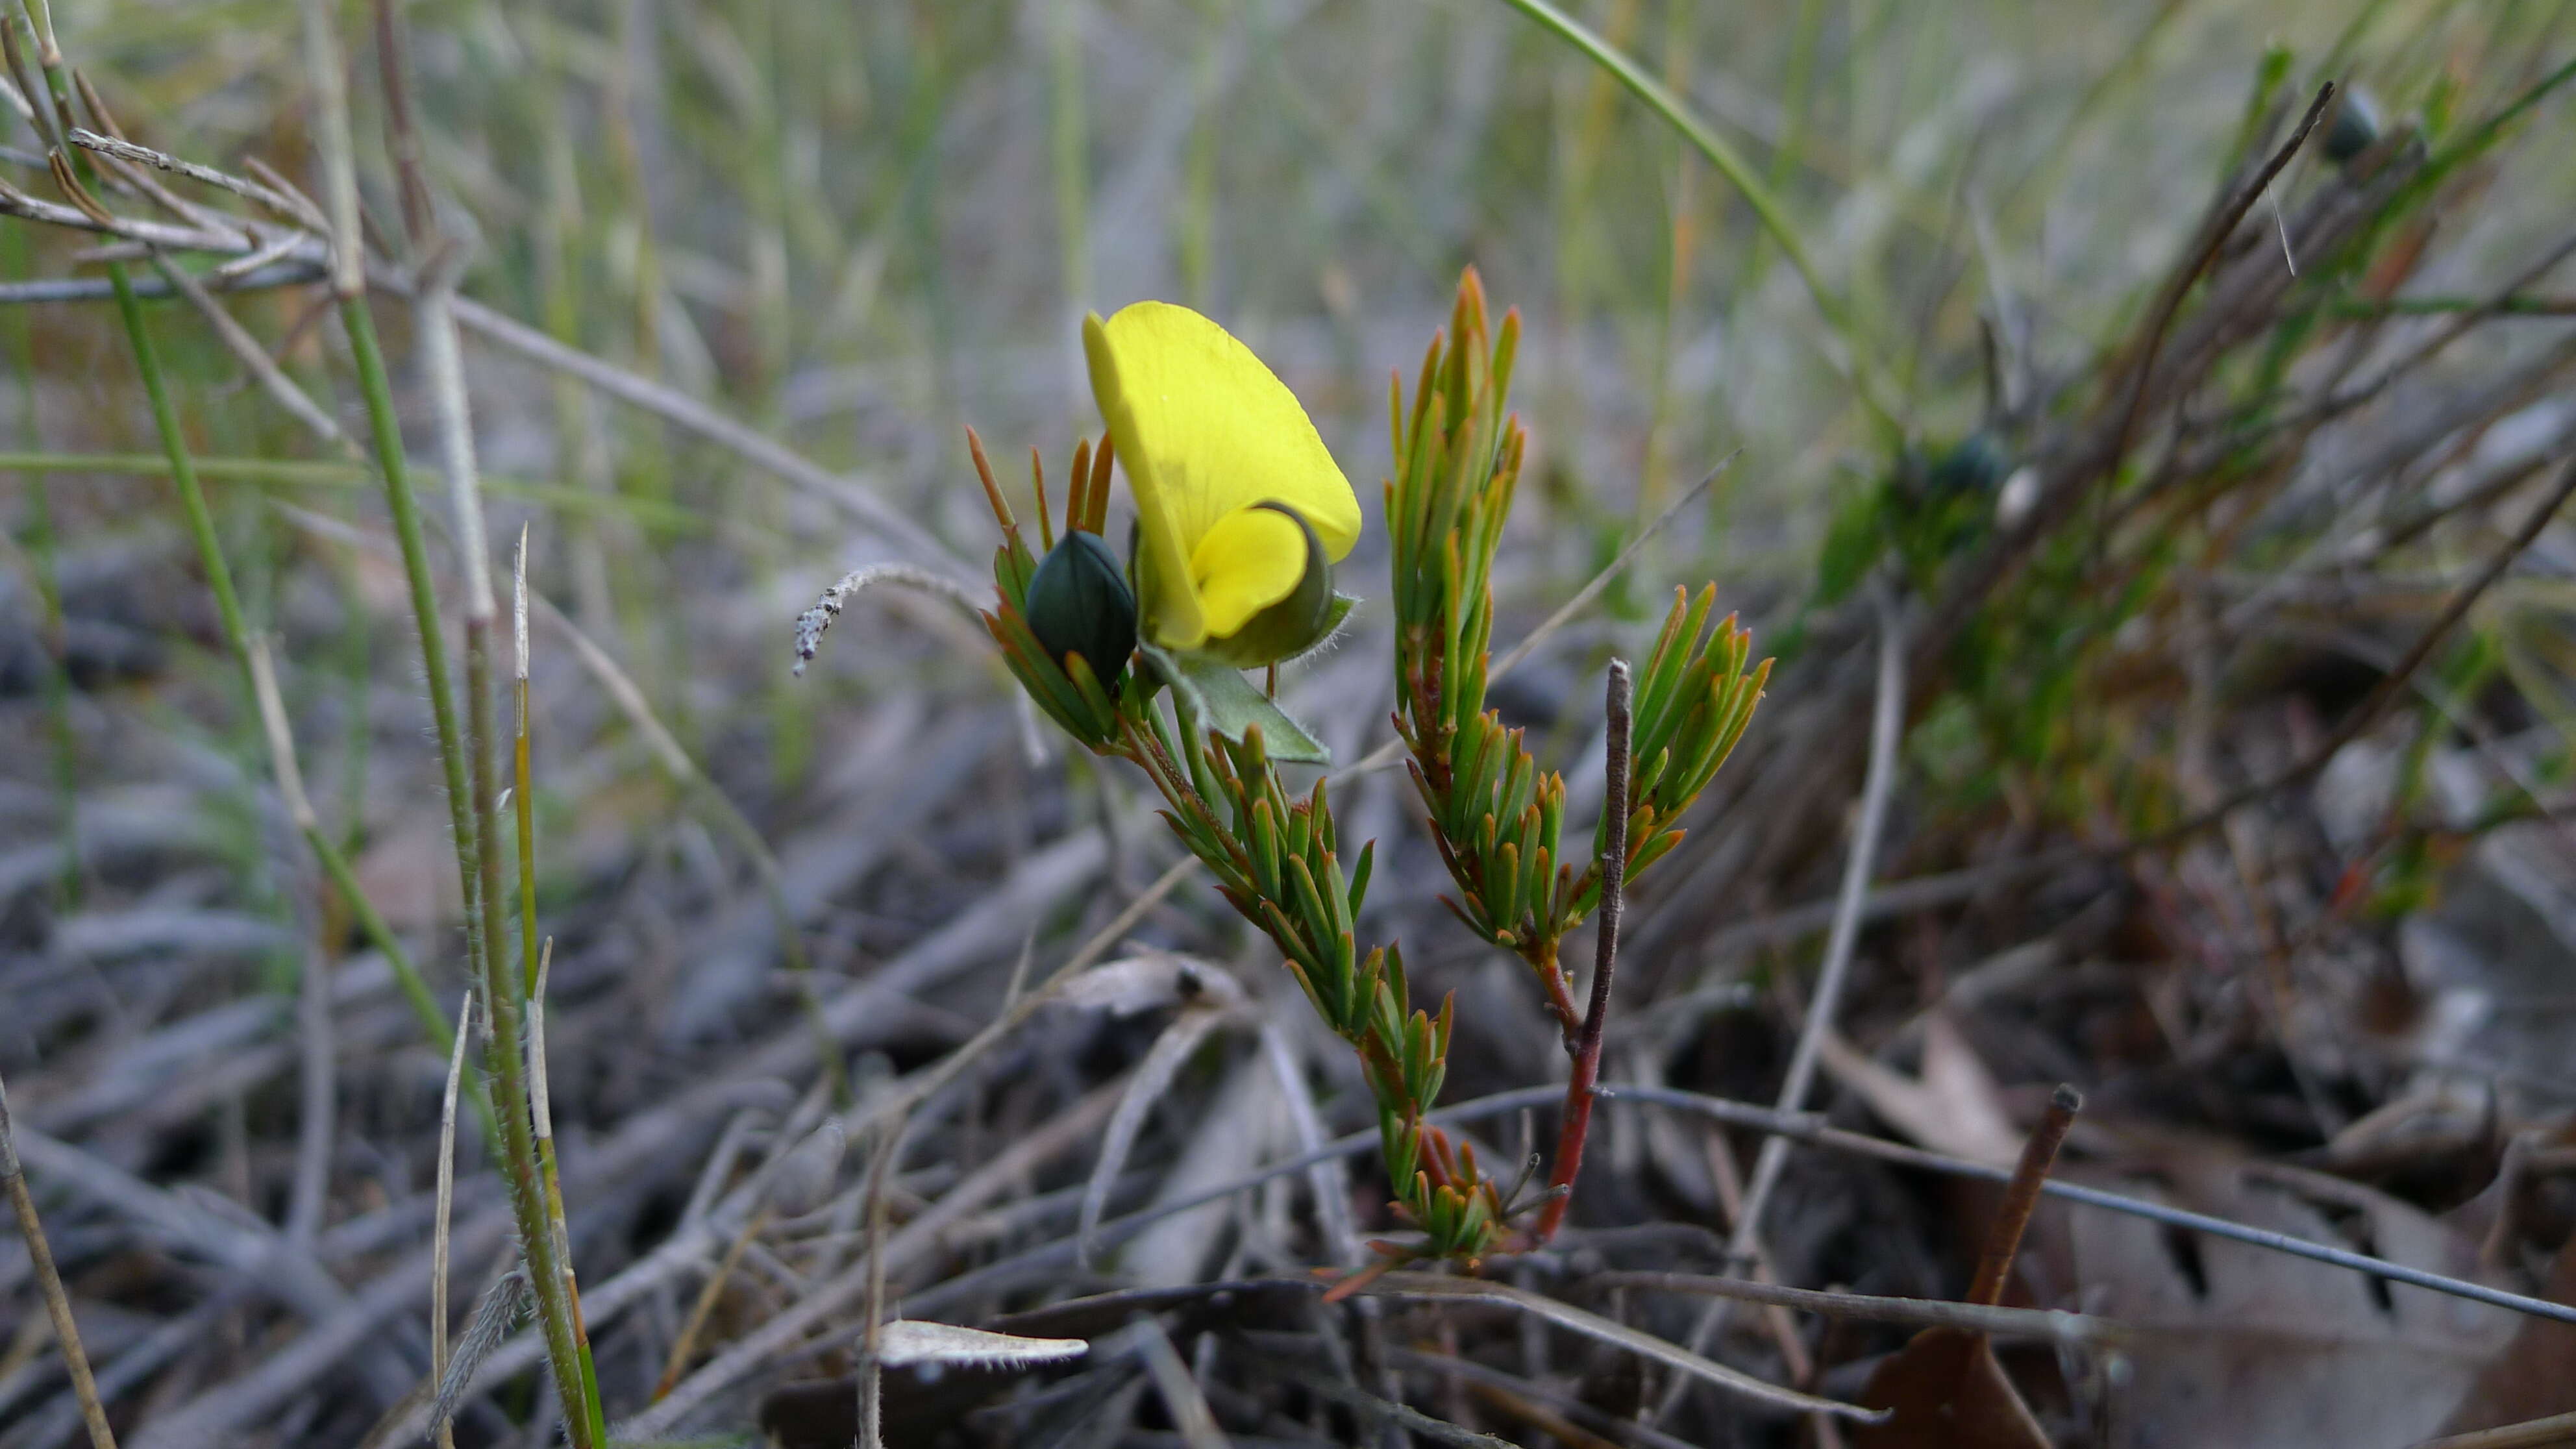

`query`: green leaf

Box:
[1139,641,1333,765]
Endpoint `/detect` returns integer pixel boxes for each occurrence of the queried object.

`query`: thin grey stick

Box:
[1367,1272,1882,1423]
[432,291,965,577]
[1601,1082,2576,1328]
[1491,454,1737,679]
[247,640,336,1252]
[147,251,351,449]
[0,173,300,254]
[1589,1270,2127,1345]
[0,260,323,303]
[1731,585,1907,1247]
[62,125,313,226]
[1269,1356,1517,1449]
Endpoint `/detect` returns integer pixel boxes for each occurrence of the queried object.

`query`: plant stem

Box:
[1965,1085,2081,1308]
[342,306,592,1433]
[1535,658,1630,1243]
[298,0,595,1431]
[338,293,489,993]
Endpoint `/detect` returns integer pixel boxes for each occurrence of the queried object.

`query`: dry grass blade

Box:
[1365,1272,1887,1422]
[1080,972,1247,1269]
[429,991,474,1449]
[1489,454,1735,680]
[1376,1344,1698,1449]
[1661,586,1911,1417]
[2418,1412,2576,1449]
[2105,82,2338,476]
[436,293,966,576]
[1267,1353,1520,1448]
[1257,1019,1359,1262]
[0,1067,117,1449]
[1132,1316,1231,1449]
[145,251,350,449]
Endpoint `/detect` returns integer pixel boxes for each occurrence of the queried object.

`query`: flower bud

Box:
[1925,430,2011,497]
[2325,86,2381,164]
[1198,502,1335,667]
[1024,530,1137,684]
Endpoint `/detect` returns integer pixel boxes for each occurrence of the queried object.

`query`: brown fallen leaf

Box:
[1853,1086,2081,1449]
[2071,1162,2517,1448]
[1854,1328,2050,1449]
[2433,1234,2576,1434]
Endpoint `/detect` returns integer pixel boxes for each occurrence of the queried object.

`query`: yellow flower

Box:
[1084,301,1361,665]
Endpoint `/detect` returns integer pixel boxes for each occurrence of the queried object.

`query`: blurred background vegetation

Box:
[8,0,2576,1444]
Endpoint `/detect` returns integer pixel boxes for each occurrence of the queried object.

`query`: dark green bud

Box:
[1200,502,1336,669]
[1025,530,1137,684]
[1926,430,2011,497]
[2325,86,2381,164]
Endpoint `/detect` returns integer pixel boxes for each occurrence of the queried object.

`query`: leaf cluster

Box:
[1389,273,1768,1039]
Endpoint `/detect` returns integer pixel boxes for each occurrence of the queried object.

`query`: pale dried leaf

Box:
[875,1319,1088,1370]
[1080,1003,1240,1267]
[1819,1015,2024,1167]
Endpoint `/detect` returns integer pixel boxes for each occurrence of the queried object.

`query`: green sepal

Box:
[1139,640,1333,765]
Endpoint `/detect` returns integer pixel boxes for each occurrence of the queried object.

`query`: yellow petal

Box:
[1084,302,1361,650]
[1189,505,1309,640]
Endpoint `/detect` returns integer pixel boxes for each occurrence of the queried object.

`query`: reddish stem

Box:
[1525,936,1583,1045]
[1534,660,1631,1243]
[1966,1083,2083,1306]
